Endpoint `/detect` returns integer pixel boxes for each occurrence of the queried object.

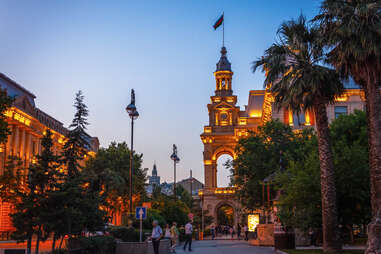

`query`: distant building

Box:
[178,177,204,196]
[146,163,161,195]
[148,163,160,186]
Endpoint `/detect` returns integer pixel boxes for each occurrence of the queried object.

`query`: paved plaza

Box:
[175,240,275,254]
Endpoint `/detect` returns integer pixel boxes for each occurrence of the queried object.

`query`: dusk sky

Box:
[0,0,320,187]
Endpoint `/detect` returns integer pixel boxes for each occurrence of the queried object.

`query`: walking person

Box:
[183,220,193,252]
[244,225,249,241]
[150,220,163,254]
[170,222,178,253]
[165,224,171,239]
[237,224,241,240]
[210,223,215,240]
[230,226,234,239]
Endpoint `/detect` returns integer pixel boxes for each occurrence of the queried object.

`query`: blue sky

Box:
[0,0,320,186]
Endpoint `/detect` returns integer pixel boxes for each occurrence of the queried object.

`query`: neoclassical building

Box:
[0,73,99,237]
[199,47,364,227]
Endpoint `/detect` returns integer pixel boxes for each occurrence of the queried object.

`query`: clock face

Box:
[220,113,228,120]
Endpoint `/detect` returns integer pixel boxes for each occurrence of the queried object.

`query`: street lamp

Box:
[126,89,139,217]
[170,144,180,200]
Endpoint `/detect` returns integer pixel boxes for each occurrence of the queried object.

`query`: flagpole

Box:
[222,12,225,47]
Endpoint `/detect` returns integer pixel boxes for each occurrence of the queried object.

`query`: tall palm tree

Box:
[314,1,381,253]
[253,16,343,253]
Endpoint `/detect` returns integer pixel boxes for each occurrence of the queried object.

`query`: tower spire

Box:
[216,46,231,72]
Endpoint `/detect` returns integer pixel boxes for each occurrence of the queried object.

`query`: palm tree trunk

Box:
[314,102,342,253]
[363,69,381,254]
[51,233,56,253]
[27,235,32,254]
[35,225,41,254]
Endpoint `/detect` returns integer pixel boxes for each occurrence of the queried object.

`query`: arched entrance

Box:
[216,204,235,226]
[217,154,233,187]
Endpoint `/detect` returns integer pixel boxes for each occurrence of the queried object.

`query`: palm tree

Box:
[314,1,381,253]
[253,16,343,252]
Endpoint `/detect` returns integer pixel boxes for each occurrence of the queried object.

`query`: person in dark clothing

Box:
[237,224,241,239]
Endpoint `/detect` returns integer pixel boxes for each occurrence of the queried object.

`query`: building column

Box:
[19,128,25,160]
[13,126,19,157]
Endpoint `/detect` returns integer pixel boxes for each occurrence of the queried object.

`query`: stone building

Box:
[0,73,99,237]
[200,46,365,228]
[177,177,203,197]
[146,163,161,195]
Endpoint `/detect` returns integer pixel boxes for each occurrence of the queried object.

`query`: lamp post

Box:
[170,144,180,200]
[126,89,139,217]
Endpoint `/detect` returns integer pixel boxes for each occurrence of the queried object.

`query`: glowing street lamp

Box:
[170,144,180,200]
[126,89,139,217]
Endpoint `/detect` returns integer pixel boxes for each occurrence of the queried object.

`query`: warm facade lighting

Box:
[305,111,311,126]
[204,127,212,133]
[248,214,259,232]
[335,96,347,102]
[204,160,212,165]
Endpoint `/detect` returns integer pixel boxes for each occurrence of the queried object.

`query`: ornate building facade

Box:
[199,47,364,227]
[0,73,99,237]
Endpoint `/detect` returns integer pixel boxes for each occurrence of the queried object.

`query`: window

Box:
[335,106,348,118]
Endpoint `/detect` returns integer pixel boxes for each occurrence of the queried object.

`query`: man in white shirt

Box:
[183,221,193,251]
[150,220,163,254]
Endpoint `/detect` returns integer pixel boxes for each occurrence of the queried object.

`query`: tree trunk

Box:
[314,103,342,253]
[59,235,64,250]
[363,67,381,254]
[27,235,32,254]
[51,233,56,253]
[35,226,41,254]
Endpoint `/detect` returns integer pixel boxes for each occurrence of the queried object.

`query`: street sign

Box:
[135,207,146,220]
[136,207,146,242]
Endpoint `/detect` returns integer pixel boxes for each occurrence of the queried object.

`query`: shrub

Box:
[68,236,116,254]
[109,226,139,242]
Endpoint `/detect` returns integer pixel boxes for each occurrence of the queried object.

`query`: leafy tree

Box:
[0,88,13,143]
[83,142,146,219]
[276,111,371,243]
[253,15,343,252]
[231,120,299,210]
[314,2,381,252]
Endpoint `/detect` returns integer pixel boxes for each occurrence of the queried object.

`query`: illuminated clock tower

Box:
[200,46,243,227]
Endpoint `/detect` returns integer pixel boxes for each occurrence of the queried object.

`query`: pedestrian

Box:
[230,226,234,239]
[211,223,215,240]
[244,225,249,241]
[309,228,316,246]
[165,224,171,239]
[170,222,178,253]
[150,220,163,254]
[237,224,241,239]
[183,220,193,252]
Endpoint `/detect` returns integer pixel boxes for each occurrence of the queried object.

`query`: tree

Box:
[83,142,147,220]
[0,88,13,143]
[253,15,343,252]
[53,91,107,250]
[313,2,381,252]
[276,111,371,243]
[231,120,298,211]
[62,90,89,177]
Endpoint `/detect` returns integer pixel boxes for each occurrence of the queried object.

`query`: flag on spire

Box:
[213,14,224,30]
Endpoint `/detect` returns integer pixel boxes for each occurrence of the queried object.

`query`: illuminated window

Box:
[335,106,347,118]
